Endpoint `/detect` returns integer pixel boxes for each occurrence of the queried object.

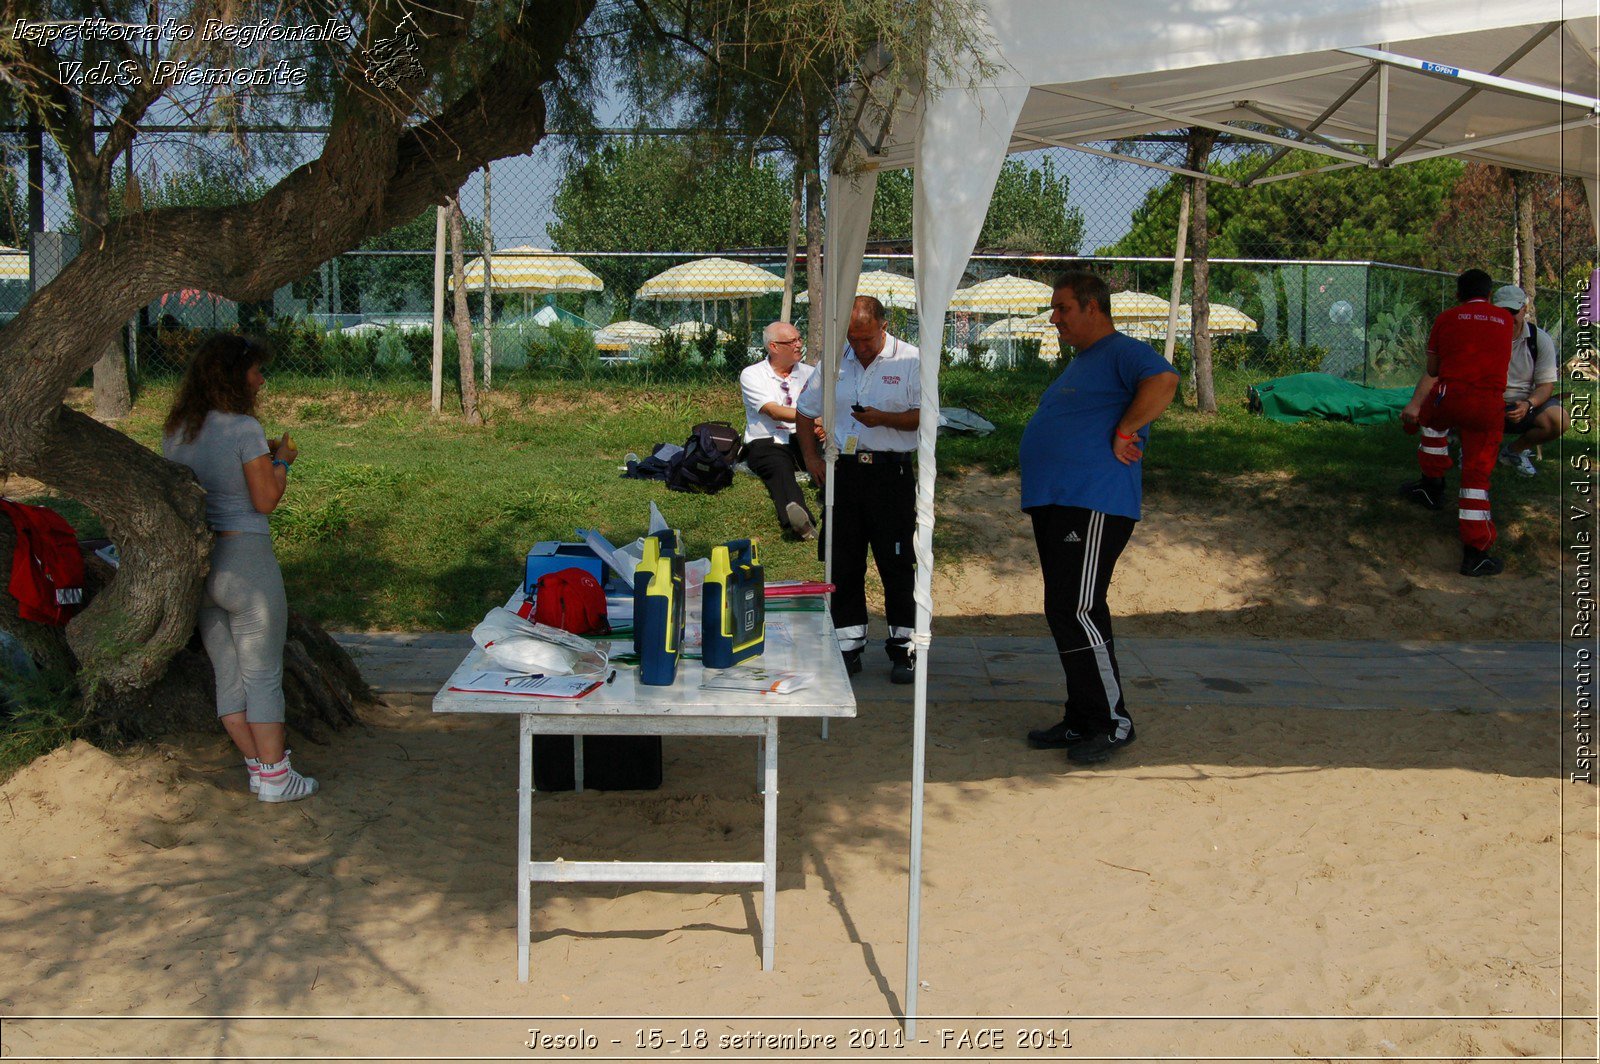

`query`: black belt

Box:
[839,450,913,465]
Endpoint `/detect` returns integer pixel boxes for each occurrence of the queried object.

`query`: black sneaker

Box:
[842,649,863,676]
[1066,725,1137,764]
[1460,549,1504,577]
[890,660,915,684]
[1026,721,1091,749]
[1399,477,1444,510]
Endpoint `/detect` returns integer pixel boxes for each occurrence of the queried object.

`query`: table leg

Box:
[761,717,778,971]
[518,714,532,982]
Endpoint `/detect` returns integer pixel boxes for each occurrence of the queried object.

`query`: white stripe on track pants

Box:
[1028,504,1135,741]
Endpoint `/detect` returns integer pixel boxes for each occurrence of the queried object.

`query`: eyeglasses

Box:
[771,337,803,347]
[778,380,793,401]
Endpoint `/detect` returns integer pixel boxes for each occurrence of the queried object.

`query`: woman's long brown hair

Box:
[163,333,271,444]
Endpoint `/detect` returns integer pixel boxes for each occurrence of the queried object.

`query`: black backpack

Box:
[665,421,743,494]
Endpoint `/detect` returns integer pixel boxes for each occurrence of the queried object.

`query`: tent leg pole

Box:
[904,666,927,1038]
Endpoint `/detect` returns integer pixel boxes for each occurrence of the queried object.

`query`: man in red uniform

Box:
[1399,269,1516,577]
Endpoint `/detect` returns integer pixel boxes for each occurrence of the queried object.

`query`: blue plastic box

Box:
[524,542,609,595]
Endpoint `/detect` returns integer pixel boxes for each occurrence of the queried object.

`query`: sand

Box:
[0,703,1591,1060]
[0,473,1591,1061]
[930,473,1561,641]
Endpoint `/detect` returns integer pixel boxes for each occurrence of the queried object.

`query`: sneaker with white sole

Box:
[257,754,319,803]
[246,756,262,794]
[1509,449,1537,477]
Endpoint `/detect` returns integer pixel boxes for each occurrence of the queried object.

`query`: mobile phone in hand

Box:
[851,403,866,413]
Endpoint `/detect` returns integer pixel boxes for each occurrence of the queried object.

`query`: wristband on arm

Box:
[1115,430,1139,441]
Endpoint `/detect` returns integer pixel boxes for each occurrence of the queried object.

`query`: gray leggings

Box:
[199,533,287,724]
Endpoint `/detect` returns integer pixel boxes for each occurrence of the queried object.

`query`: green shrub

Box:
[0,663,86,781]
[652,331,693,372]
[1012,337,1043,369]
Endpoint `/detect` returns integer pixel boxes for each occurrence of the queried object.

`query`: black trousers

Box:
[744,437,813,533]
[1029,505,1136,739]
[829,455,916,662]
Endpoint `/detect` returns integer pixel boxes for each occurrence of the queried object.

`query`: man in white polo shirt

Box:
[740,321,818,539]
[794,296,921,684]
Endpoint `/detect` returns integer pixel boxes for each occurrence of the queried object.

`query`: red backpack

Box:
[0,499,86,627]
[530,567,609,635]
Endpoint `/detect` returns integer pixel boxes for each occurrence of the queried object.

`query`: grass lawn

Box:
[36,366,1589,632]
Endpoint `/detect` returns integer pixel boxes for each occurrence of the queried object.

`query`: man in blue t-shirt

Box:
[1019,271,1180,764]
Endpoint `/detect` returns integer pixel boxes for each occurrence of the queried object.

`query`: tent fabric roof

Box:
[859,4,1596,180]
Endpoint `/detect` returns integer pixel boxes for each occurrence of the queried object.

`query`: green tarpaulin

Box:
[1248,372,1412,426]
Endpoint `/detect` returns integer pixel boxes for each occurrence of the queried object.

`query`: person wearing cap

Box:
[794,295,921,685]
[1492,284,1568,477]
[1020,271,1179,766]
[740,321,818,540]
[1399,269,1517,577]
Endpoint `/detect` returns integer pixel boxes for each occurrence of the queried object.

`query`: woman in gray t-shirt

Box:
[162,334,317,803]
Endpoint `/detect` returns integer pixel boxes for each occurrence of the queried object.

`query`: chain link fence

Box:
[2,127,1592,391]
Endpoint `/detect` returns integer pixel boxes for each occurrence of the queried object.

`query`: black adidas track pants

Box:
[1029,504,1137,740]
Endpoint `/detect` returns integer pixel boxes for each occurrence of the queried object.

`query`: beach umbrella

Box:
[637,257,783,336]
[948,274,1052,315]
[636,258,783,300]
[663,321,732,343]
[978,313,1058,365]
[1120,320,1170,341]
[795,269,917,309]
[453,245,602,295]
[1179,302,1258,333]
[593,320,663,351]
[1110,291,1175,321]
[0,246,29,281]
[975,315,1041,342]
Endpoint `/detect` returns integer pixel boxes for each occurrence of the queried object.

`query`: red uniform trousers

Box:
[1415,380,1504,551]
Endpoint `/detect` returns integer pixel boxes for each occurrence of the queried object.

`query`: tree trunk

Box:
[800,119,825,367]
[0,2,589,703]
[448,196,483,426]
[0,529,374,744]
[91,341,134,422]
[1186,129,1218,414]
[483,161,494,388]
[781,164,802,324]
[72,173,135,421]
[1512,169,1537,319]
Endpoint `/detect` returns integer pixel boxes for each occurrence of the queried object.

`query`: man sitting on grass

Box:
[1491,284,1569,478]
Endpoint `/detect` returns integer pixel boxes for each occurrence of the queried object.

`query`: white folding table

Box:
[432,604,855,980]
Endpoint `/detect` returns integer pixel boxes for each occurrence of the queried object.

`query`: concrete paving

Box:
[334,631,1568,713]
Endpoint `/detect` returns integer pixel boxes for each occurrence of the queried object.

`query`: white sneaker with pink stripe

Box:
[257,754,319,803]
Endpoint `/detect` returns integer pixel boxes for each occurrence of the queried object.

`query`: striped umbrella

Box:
[593,320,663,351]
[795,269,917,310]
[949,275,1052,315]
[454,245,602,294]
[0,246,29,281]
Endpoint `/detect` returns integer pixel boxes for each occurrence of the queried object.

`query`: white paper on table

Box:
[700,665,811,695]
[448,667,608,698]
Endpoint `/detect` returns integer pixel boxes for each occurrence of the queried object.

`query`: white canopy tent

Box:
[814,1,1598,1034]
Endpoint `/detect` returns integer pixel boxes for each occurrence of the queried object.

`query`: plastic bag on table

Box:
[471,607,609,677]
